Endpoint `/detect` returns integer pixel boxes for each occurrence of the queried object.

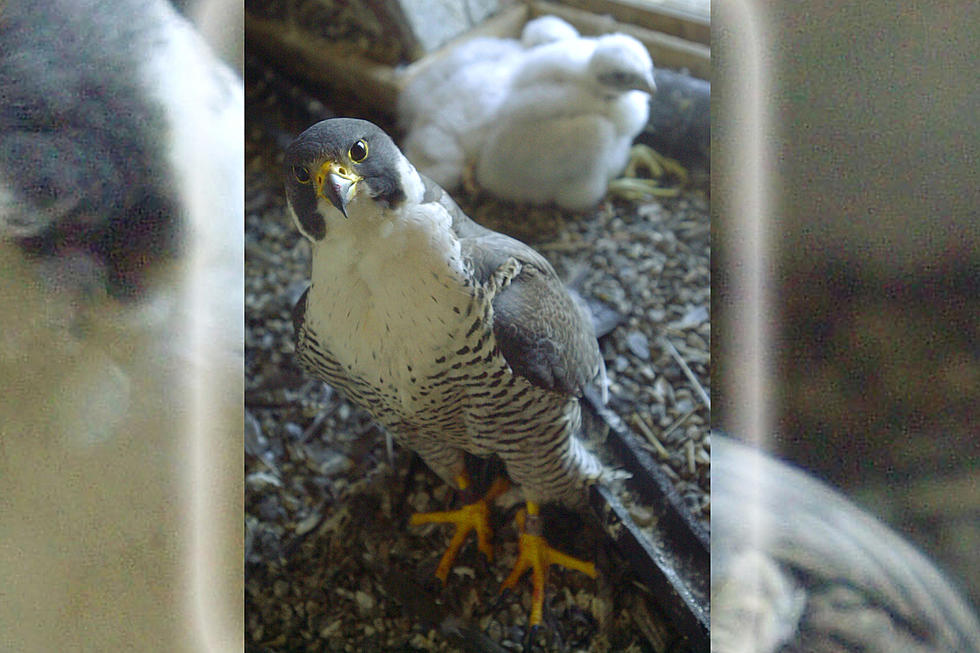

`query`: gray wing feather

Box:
[420,176,603,397]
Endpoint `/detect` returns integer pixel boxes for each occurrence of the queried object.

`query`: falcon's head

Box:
[588,34,656,96]
[284,118,422,241]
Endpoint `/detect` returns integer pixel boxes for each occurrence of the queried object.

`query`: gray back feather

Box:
[421,176,603,397]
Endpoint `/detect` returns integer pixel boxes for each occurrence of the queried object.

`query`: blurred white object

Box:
[712,434,980,653]
[0,0,242,650]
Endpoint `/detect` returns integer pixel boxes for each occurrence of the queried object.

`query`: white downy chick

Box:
[476,33,655,210]
[399,36,522,188]
[398,16,579,189]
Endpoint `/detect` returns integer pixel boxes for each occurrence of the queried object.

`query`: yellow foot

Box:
[409,476,510,583]
[500,503,598,626]
[608,144,688,200]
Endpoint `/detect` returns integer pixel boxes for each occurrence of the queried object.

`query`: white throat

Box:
[305,189,471,393]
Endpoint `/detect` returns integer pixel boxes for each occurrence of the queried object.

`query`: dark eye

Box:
[607,71,630,85]
[349,139,368,163]
[293,166,311,184]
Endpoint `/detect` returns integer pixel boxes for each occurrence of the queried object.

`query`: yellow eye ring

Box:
[293,165,311,184]
[349,139,368,163]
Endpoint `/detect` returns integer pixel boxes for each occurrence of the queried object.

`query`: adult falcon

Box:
[285,118,617,626]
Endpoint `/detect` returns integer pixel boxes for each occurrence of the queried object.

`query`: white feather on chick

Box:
[520,14,580,47]
[399,37,522,189]
[398,16,580,190]
[476,33,656,210]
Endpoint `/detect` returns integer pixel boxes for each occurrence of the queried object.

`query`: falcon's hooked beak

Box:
[315,160,362,218]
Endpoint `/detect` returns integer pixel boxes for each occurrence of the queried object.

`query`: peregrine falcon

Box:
[285,118,613,625]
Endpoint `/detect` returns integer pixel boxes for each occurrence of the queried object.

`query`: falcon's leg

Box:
[501,500,597,627]
[410,473,510,583]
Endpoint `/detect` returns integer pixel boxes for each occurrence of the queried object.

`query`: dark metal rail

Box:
[585,390,710,651]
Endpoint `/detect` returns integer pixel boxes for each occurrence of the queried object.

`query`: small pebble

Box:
[625,330,651,359]
[355,590,375,611]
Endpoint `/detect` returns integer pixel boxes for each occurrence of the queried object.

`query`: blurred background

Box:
[713,0,979,612]
[0,1,243,651]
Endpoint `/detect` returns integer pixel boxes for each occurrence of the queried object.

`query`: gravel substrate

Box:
[245,55,710,652]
